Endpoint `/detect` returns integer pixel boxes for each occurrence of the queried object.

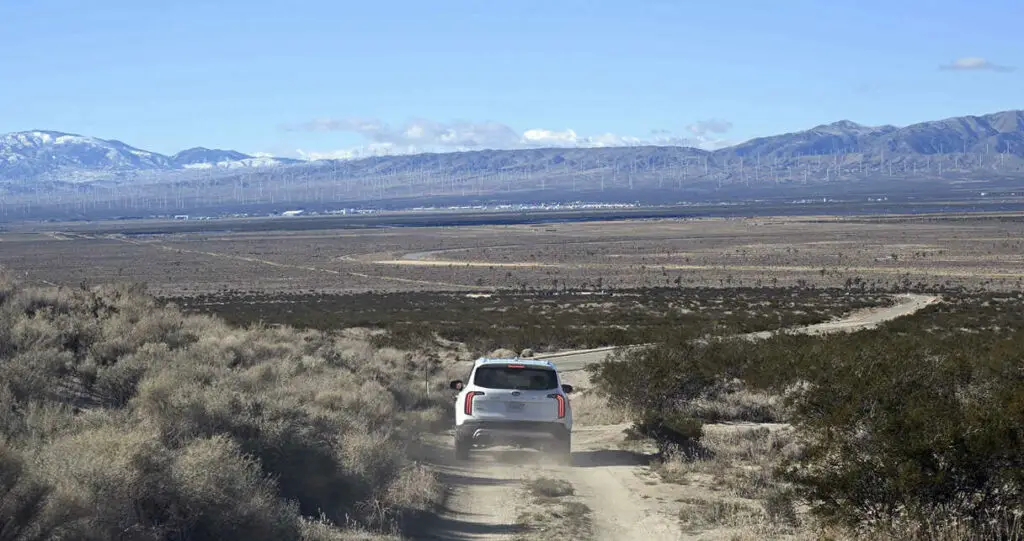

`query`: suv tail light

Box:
[464,391,484,415]
[547,393,566,418]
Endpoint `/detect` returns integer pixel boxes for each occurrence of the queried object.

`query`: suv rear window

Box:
[473,365,558,390]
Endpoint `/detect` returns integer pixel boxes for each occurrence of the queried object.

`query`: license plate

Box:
[506,402,525,412]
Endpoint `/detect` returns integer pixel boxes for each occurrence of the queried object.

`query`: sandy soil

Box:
[417,293,939,541]
[7,215,1024,294]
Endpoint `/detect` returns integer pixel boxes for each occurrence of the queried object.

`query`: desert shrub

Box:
[0,442,79,541]
[779,329,1024,535]
[0,277,449,539]
[588,342,729,416]
[168,435,301,541]
[0,269,15,303]
[761,487,799,527]
[37,426,176,539]
[36,426,301,541]
[0,348,76,403]
[133,374,403,525]
[681,380,784,423]
[591,293,1024,539]
[368,325,436,351]
[587,339,748,451]
[93,352,154,408]
[171,287,893,354]
[626,412,705,457]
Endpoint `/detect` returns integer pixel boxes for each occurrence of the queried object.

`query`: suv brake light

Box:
[547,393,566,418]
[464,391,484,415]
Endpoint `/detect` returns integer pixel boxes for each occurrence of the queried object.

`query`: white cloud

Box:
[284,116,734,160]
[284,117,522,149]
[296,143,409,161]
[686,119,733,136]
[522,128,580,146]
[940,57,1014,72]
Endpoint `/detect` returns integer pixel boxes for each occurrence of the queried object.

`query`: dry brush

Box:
[0,270,450,541]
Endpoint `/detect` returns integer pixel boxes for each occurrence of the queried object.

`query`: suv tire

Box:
[553,434,571,465]
[454,431,471,461]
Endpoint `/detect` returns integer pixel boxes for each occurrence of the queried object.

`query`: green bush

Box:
[590,293,1024,538]
[588,344,716,455]
[587,342,725,415]
[169,287,895,354]
[778,330,1024,534]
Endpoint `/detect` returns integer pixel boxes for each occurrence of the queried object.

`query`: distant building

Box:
[281,210,305,217]
[174,215,189,220]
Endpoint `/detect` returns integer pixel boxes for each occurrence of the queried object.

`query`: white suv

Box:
[449,357,574,462]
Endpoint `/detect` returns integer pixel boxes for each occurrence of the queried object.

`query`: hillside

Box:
[2,110,1024,220]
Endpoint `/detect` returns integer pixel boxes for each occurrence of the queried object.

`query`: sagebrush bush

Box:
[625,412,705,457]
[779,329,1024,535]
[169,435,301,540]
[0,442,78,541]
[0,279,450,539]
[172,287,895,353]
[591,293,1024,539]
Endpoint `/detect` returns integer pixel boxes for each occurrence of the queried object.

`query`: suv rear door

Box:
[468,363,565,422]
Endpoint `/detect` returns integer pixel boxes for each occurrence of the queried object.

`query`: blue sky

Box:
[1,0,1021,158]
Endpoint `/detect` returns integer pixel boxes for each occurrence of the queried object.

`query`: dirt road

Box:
[419,293,940,541]
[742,292,940,340]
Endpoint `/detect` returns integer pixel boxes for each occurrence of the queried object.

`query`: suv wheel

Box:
[454,431,471,461]
[554,434,572,465]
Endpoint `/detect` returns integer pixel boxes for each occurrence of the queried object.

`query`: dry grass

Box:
[681,380,786,423]
[655,425,795,490]
[872,510,1024,541]
[0,276,450,540]
[568,389,632,425]
[647,425,813,538]
[676,497,759,529]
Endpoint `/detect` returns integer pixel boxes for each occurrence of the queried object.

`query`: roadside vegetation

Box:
[0,271,450,541]
[168,287,895,354]
[590,292,1024,539]
[7,245,1022,541]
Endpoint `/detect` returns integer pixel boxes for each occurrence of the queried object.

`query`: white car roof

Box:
[472,357,557,370]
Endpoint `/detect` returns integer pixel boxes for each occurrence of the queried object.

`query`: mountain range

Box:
[2,110,1023,184]
[1,109,1023,220]
[727,109,1024,157]
[0,131,302,182]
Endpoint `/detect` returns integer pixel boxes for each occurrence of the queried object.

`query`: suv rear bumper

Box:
[457,420,570,446]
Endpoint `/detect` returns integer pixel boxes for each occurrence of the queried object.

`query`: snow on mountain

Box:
[0,132,299,182]
[0,130,173,182]
[171,148,301,170]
